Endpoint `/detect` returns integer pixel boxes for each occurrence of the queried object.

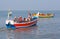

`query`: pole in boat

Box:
[28,10,31,17]
[8,9,12,19]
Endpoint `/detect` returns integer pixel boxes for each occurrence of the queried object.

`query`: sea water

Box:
[0,10,60,39]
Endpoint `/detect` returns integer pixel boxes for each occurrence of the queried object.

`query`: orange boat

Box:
[32,12,54,18]
[6,10,38,30]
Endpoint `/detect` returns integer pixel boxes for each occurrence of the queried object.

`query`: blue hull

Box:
[6,24,16,30]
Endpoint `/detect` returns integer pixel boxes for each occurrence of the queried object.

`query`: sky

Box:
[0,0,60,10]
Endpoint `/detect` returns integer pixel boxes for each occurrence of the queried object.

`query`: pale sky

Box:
[0,0,60,10]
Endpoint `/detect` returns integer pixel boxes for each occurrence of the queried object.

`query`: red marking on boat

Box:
[14,19,37,27]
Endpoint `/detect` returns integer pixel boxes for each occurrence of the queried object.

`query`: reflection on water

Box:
[6,26,38,39]
[14,26,38,32]
[14,26,38,39]
[7,30,15,39]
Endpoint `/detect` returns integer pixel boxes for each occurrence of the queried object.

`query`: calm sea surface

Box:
[0,10,60,39]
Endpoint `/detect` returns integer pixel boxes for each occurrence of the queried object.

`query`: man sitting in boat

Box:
[18,16,22,23]
[14,16,18,22]
[14,16,23,23]
[24,18,28,22]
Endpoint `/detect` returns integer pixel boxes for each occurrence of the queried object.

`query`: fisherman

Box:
[24,18,27,22]
[28,17,31,21]
[28,12,32,21]
[18,16,22,23]
[14,16,18,22]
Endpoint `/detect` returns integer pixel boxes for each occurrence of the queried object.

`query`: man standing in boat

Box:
[28,11,32,21]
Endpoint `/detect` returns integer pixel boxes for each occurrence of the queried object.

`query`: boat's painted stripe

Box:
[15,22,37,28]
[14,20,37,26]
[39,16,54,18]
[6,20,37,28]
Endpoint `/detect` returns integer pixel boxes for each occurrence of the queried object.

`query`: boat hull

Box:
[6,19,37,29]
[14,19,37,28]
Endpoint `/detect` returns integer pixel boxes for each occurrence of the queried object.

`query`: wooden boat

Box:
[6,10,38,30]
[32,12,54,18]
